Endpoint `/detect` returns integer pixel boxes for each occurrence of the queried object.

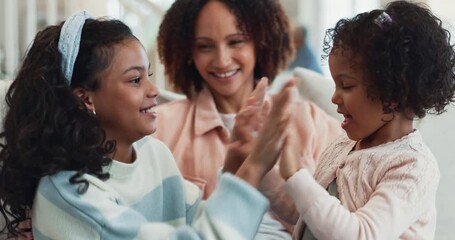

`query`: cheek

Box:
[193,54,209,73]
[238,47,255,66]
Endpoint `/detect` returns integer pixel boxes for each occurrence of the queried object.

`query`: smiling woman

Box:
[153,0,342,239]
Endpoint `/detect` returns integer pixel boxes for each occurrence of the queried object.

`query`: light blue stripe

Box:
[185,198,201,225]
[130,176,188,222]
[39,172,144,240]
[204,174,268,240]
[38,171,200,239]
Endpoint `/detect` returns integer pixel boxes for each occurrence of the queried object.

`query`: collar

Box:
[194,87,227,136]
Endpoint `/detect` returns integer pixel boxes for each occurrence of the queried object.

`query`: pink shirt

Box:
[287,131,439,239]
[153,87,341,222]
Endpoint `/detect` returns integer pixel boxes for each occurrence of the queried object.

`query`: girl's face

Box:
[193,1,256,104]
[329,49,395,147]
[90,39,158,144]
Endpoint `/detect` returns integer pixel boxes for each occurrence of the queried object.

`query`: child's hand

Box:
[280,120,316,180]
[236,79,295,187]
[223,77,269,174]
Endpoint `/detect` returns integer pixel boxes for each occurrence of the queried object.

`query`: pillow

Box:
[272,67,341,121]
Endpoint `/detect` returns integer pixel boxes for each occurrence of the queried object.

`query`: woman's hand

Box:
[236,79,296,187]
[223,77,269,174]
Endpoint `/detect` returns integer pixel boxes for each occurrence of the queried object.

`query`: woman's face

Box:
[89,39,158,144]
[192,1,256,102]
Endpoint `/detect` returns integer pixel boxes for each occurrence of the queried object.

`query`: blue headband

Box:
[58,10,92,82]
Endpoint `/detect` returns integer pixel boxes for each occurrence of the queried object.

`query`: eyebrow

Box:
[194,32,246,41]
[122,64,151,75]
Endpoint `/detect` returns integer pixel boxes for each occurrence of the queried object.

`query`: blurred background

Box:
[0,0,454,238]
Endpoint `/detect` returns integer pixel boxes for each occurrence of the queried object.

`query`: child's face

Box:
[192,1,256,103]
[90,39,158,143]
[329,49,392,144]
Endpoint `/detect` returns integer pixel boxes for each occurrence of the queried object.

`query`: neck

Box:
[210,81,254,114]
[107,140,135,164]
[356,114,414,150]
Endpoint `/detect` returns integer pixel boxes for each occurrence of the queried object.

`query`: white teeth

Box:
[213,70,237,78]
[141,106,155,113]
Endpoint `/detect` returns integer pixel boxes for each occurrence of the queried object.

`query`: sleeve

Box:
[257,100,341,225]
[285,155,439,240]
[32,172,268,240]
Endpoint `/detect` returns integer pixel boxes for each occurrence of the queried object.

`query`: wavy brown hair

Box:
[157,0,294,99]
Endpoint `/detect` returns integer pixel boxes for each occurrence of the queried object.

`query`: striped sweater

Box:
[31,136,268,239]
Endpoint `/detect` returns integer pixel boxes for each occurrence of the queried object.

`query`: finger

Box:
[251,77,268,106]
[257,101,270,131]
[268,84,294,127]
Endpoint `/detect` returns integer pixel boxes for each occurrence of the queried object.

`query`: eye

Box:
[130,77,140,84]
[341,85,354,90]
[229,39,244,46]
[196,43,213,51]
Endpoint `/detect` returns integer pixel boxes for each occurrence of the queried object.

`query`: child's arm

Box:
[32,171,268,240]
[282,149,439,240]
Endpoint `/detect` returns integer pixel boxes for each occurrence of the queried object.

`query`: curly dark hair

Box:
[157,0,294,99]
[323,1,455,118]
[0,18,136,236]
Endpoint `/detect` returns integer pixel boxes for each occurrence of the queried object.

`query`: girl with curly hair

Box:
[0,10,297,240]
[154,1,341,238]
[279,1,455,239]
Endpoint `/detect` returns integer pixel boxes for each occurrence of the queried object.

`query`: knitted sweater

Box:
[31,136,268,240]
[286,130,439,240]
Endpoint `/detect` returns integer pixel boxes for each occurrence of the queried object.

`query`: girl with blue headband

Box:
[0,11,296,239]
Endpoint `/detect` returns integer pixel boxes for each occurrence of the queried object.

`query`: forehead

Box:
[195,1,239,36]
[98,39,148,77]
[329,48,362,70]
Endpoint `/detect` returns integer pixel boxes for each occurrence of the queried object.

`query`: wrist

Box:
[236,159,267,188]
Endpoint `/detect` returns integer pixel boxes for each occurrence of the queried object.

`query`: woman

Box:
[154,0,341,238]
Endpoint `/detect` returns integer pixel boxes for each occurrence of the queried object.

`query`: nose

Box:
[213,46,232,68]
[145,78,159,99]
[331,88,341,105]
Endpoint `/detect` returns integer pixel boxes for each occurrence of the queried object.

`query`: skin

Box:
[279,48,414,179]
[72,38,292,188]
[193,0,256,114]
[74,39,159,164]
[328,49,413,150]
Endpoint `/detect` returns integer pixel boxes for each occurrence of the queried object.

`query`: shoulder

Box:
[382,131,439,174]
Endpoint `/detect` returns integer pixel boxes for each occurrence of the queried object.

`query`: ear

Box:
[73,88,95,112]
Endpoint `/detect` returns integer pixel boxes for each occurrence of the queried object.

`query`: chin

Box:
[345,131,362,141]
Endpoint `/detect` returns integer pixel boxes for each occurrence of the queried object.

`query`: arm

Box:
[258,99,341,224]
[284,156,439,240]
[32,171,268,240]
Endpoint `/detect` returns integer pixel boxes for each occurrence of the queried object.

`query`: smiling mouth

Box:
[212,69,238,78]
[341,114,352,129]
[140,106,156,113]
